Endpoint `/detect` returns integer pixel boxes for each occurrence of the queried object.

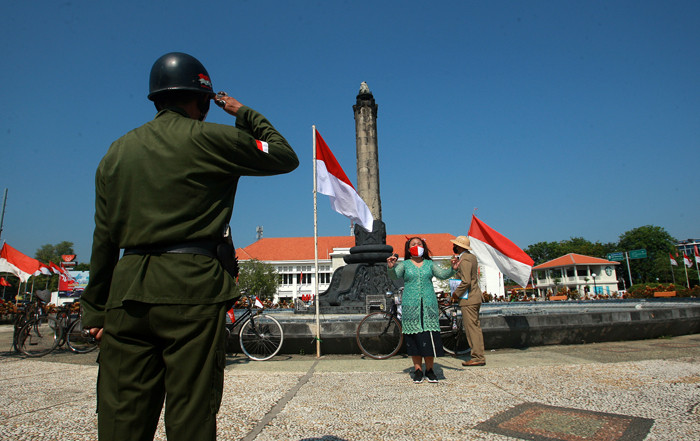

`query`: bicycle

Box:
[15,292,58,357]
[12,299,39,353]
[438,301,470,356]
[16,296,97,357]
[356,289,404,359]
[225,293,284,361]
[54,304,99,354]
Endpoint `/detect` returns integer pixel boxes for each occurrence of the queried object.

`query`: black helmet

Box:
[148,52,215,101]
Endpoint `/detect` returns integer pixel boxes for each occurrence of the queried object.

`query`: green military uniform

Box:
[82,105,298,441]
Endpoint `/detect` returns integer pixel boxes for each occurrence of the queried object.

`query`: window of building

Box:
[280,273,294,285]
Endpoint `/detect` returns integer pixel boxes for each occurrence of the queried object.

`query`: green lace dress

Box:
[390,259,455,357]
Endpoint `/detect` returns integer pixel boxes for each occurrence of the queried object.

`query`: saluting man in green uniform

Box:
[81,52,299,441]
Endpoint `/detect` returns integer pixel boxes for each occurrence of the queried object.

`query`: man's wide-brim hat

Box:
[450,235,472,250]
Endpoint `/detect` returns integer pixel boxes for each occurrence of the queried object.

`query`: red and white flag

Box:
[49,261,63,274]
[694,245,700,263]
[467,215,534,288]
[0,243,41,283]
[0,257,28,281]
[315,129,373,232]
[669,253,678,266]
[683,253,693,268]
[254,296,264,309]
[34,263,52,276]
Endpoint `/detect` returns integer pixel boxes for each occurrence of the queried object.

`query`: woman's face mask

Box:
[409,245,424,257]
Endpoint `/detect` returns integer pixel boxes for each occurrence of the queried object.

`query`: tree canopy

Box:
[525,237,617,266]
[617,225,678,284]
[34,241,76,265]
[236,259,279,300]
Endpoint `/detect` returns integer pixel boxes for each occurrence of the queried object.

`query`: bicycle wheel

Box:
[439,305,470,355]
[12,314,29,352]
[356,312,403,359]
[17,317,59,357]
[66,319,98,353]
[239,314,284,361]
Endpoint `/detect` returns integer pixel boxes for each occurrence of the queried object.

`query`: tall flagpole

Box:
[312,125,321,357]
[0,188,8,246]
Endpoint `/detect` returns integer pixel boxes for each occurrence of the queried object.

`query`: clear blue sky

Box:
[1,1,698,263]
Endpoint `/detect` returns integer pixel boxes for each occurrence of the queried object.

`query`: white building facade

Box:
[533,253,620,297]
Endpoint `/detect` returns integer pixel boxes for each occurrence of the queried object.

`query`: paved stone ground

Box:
[1,325,698,440]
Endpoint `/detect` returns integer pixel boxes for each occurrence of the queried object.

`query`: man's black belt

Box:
[123,240,219,259]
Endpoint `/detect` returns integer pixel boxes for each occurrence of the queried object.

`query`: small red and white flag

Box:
[315,129,373,232]
[467,215,534,288]
[694,245,700,263]
[669,253,678,266]
[683,253,693,268]
[254,296,264,309]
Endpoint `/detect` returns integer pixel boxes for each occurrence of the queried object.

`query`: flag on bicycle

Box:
[226,308,236,324]
[467,215,534,288]
[315,129,373,232]
[254,297,264,309]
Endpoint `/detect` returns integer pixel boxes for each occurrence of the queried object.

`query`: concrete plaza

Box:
[1,324,699,441]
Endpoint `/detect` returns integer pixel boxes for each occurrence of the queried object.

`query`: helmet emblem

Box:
[198,74,212,89]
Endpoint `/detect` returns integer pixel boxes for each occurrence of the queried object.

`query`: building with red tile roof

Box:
[532,253,620,297]
[236,233,505,301]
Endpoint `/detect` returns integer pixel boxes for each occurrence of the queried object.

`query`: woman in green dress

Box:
[387,237,458,383]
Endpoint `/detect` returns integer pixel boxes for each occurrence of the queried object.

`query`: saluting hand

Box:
[214,91,243,116]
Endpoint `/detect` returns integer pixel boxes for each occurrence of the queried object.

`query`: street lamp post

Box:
[591,272,597,295]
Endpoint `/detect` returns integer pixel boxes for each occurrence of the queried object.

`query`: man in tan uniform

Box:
[450,235,486,366]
